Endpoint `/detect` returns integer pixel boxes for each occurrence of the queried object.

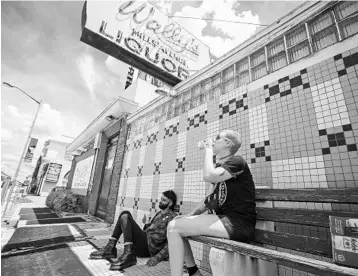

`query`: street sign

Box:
[45,163,62,183]
[80,1,210,86]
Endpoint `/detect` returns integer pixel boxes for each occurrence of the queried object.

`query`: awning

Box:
[66,96,138,154]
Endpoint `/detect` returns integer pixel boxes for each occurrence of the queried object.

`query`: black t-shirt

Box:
[204,155,256,226]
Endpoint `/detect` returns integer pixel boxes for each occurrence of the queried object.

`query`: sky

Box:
[1,0,304,181]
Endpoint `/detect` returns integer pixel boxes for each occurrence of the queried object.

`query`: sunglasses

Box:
[215,134,234,146]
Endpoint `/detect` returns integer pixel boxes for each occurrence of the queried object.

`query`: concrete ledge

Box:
[209,247,277,276]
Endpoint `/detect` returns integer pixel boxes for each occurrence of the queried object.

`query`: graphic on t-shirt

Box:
[205,181,227,214]
[217,181,227,207]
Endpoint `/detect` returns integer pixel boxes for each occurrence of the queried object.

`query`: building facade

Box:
[65,96,138,220]
[112,1,358,274]
[34,139,72,196]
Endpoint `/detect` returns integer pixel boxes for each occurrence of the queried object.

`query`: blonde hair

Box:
[222,129,242,154]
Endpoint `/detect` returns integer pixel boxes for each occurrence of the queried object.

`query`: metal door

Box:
[95,136,118,219]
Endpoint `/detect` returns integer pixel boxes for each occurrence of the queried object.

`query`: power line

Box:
[168,15,268,27]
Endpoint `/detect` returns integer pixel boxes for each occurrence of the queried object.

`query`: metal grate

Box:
[311,26,338,51]
[252,63,267,80]
[223,65,234,81]
[286,25,307,48]
[250,48,266,67]
[288,40,310,63]
[310,11,334,35]
[335,1,358,21]
[269,52,288,72]
[340,15,358,38]
[211,73,221,87]
[236,58,249,73]
[235,71,250,88]
[223,78,235,94]
[267,37,285,57]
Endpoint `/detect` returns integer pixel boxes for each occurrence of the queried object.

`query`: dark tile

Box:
[347,144,357,152]
[329,140,338,147]
[251,158,256,163]
[243,93,247,98]
[269,85,280,96]
[343,124,352,131]
[327,134,336,141]
[265,97,271,103]
[229,110,236,116]
[229,98,236,104]
[303,83,310,89]
[265,156,271,161]
[300,68,307,74]
[264,140,270,146]
[289,76,303,88]
[338,69,347,77]
[322,148,331,155]
[343,52,358,68]
[250,143,255,148]
[319,129,327,136]
[278,77,285,83]
[223,105,229,114]
[236,99,244,109]
[264,84,269,90]
[334,54,342,61]
[336,132,345,139]
[337,139,346,146]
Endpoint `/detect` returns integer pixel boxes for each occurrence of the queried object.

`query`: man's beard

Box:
[159,202,169,210]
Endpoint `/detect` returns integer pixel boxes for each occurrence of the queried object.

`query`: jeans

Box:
[111,211,150,257]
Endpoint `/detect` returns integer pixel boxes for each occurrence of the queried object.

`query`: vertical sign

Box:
[24,138,38,163]
[45,163,62,183]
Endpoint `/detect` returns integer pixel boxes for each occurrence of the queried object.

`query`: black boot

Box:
[89,239,117,259]
[110,244,137,270]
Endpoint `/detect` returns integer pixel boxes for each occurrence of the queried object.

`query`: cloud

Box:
[1,129,13,142]
[76,52,102,100]
[153,0,173,14]
[173,0,260,57]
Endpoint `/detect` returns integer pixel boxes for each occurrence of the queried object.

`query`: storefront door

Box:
[95,135,118,219]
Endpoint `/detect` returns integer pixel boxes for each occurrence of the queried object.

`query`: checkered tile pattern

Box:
[219,93,248,119]
[163,122,179,139]
[187,111,208,130]
[146,131,158,145]
[116,45,358,274]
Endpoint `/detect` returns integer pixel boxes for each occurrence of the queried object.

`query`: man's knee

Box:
[167,220,179,234]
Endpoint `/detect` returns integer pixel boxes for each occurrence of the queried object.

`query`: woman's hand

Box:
[202,138,213,150]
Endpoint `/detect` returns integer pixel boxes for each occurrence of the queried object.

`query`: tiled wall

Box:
[115,45,358,272]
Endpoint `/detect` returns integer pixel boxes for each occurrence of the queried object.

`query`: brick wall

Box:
[114,43,358,273]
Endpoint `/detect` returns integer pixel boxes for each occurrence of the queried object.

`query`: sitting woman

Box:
[167,129,256,276]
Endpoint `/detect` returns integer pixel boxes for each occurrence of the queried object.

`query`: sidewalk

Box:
[1,195,212,276]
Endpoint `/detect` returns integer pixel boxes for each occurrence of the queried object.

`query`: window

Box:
[267,37,287,72]
[211,73,221,87]
[208,73,222,100]
[222,65,235,94]
[286,25,311,63]
[309,11,338,52]
[191,84,201,98]
[235,58,250,88]
[334,1,358,39]
[250,48,267,81]
[201,78,211,93]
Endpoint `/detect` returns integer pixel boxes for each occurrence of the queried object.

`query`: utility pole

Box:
[2,82,42,216]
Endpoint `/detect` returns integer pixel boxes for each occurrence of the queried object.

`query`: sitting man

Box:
[167,130,256,276]
[90,190,177,271]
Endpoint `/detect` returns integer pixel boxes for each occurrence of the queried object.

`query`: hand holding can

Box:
[198,138,213,149]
